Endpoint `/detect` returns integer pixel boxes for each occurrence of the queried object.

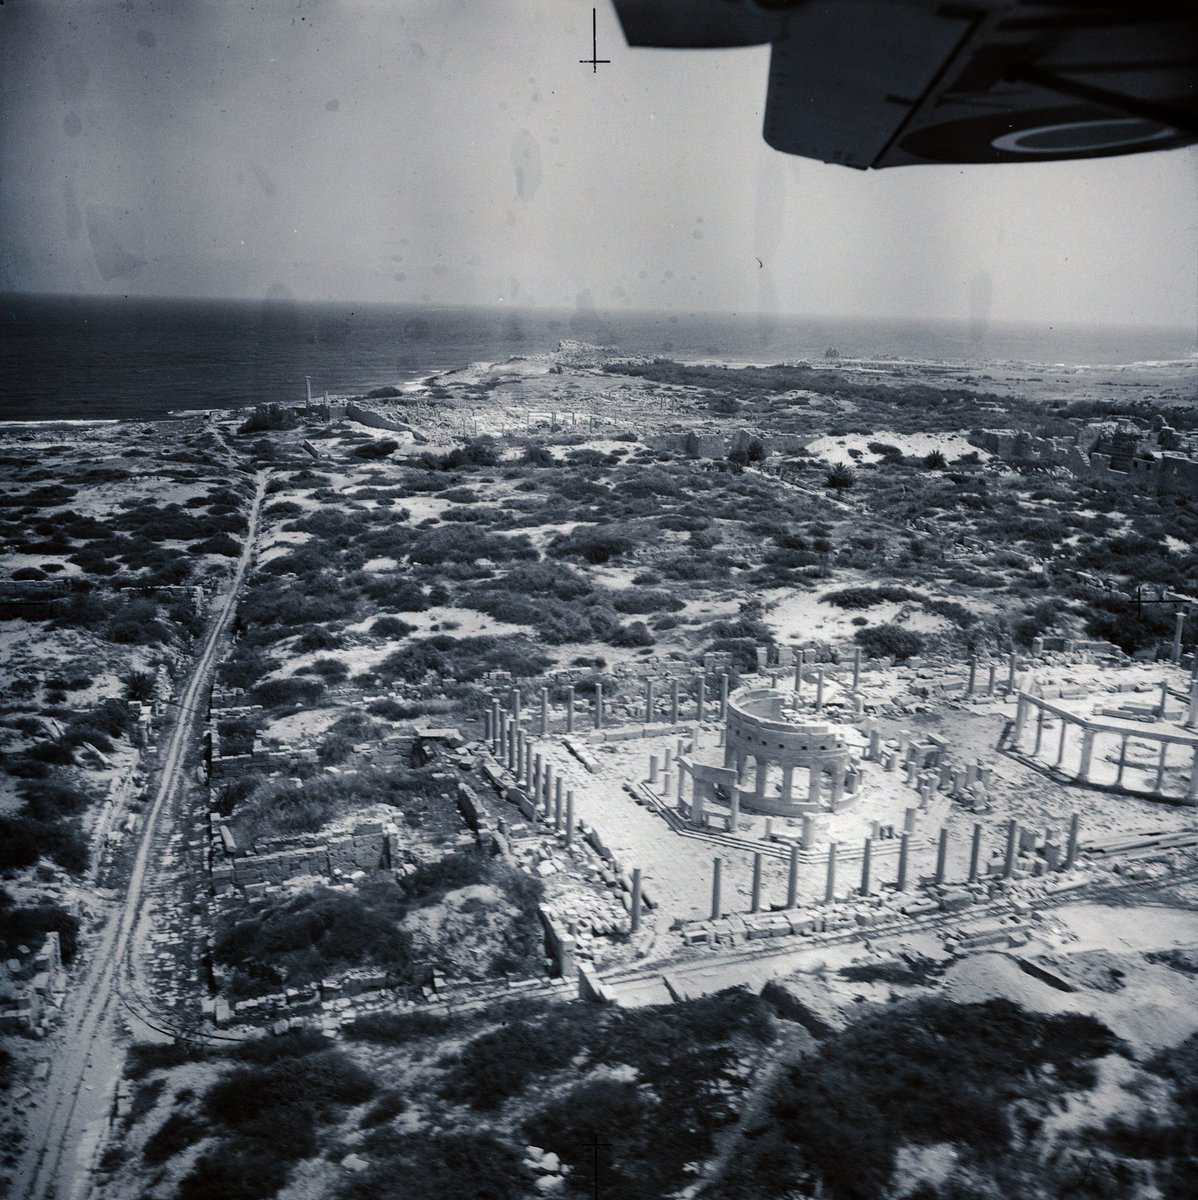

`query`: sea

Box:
[1,293,1195,422]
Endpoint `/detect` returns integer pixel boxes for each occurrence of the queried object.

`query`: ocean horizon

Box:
[1,292,1195,422]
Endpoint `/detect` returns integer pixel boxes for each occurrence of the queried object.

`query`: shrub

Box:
[825,464,855,490]
[548,525,637,564]
[853,624,924,661]
[353,439,399,460]
[371,615,417,638]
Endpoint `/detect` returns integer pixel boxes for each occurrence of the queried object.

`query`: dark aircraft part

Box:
[613,0,1198,167]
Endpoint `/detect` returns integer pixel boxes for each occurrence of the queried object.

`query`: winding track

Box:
[12,470,266,1200]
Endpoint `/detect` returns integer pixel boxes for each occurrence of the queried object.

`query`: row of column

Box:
[707,814,1082,918]
[1014,694,1198,802]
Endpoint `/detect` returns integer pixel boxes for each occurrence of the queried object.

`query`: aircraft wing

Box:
[613,0,1198,168]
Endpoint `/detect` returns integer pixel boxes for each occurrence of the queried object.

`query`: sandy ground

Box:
[803,430,993,466]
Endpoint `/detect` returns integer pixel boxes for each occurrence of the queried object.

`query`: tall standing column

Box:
[1187,677,1198,730]
[540,688,550,736]
[852,647,862,692]
[728,787,740,832]
[815,668,825,712]
[630,868,643,933]
[1172,610,1186,665]
[542,763,554,817]
[824,841,838,903]
[644,679,654,723]
[565,789,575,845]
[1116,735,1129,787]
[511,688,521,723]
[1013,695,1029,750]
[807,766,822,806]
[1003,819,1019,878]
[935,828,949,885]
[1154,742,1169,793]
[671,680,680,725]
[594,683,603,730]
[1078,729,1095,783]
[781,765,795,805]
[896,833,910,892]
[1064,812,1080,867]
[750,853,764,913]
[794,649,805,694]
[860,838,873,896]
[786,843,800,908]
[1055,719,1069,767]
[1006,651,1018,694]
[968,822,983,883]
[490,699,501,752]
[719,673,730,719]
[554,776,564,831]
[565,686,575,734]
[967,656,978,696]
[697,676,707,722]
[987,662,997,696]
[1033,706,1046,755]
[710,857,723,921]
[1187,748,1198,805]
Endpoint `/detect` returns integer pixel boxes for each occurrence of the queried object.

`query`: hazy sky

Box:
[2,0,1196,328]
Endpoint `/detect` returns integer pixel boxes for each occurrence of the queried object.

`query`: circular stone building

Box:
[722,687,861,816]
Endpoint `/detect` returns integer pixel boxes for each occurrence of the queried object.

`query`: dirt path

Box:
[10,470,267,1200]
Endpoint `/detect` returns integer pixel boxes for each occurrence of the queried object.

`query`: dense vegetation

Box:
[726,997,1122,1200]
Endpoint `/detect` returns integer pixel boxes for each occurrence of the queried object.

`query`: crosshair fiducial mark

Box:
[585,1132,613,1199]
[580,7,610,73]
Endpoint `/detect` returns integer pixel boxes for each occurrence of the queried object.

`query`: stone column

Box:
[1013,695,1029,750]
[860,838,873,896]
[987,662,997,696]
[801,815,816,850]
[484,707,493,746]
[781,764,795,804]
[904,807,918,835]
[710,857,723,920]
[824,841,838,903]
[1172,610,1185,665]
[967,656,978,696]
[511,688,521,722]
[554,777,564,831]
[751,853,764,913]
[728,787,740,832]
[815,667,825,712]
[543,764,555,816]
[1033,706,1046,755]
[852,647,862,692]
[1003,819,1019,878]
[935,828,949,885]
[565,686,575,734]
[662,769,672,799]
[649,754,659,784]
[533,752,543,801]
[786,843,800,907]
[1115,735,1128,787]
[807,766,821,805]
[896,833,910,892]
[1055,719,1069,768]
[540,688,550,736]
[1006,651,1018,694]
[697,676,707,722]
[753,757,767,800]
[1065,812,1080,867]
[1154,742,1168,793]
[969,822,983,882]
[1186,677,1198,730]
[630,868,643,933]
[830,762,846,807]
[868,729,882,761]
[719,673,730,719]
[1078,729,1095,783]
[671,680,680,725]
[565,790,575,846]
[594,683,604,730]
[794,648,805,694]
[1187,747,1198,805]
[490,699,501,751]
[644,679,654,723]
